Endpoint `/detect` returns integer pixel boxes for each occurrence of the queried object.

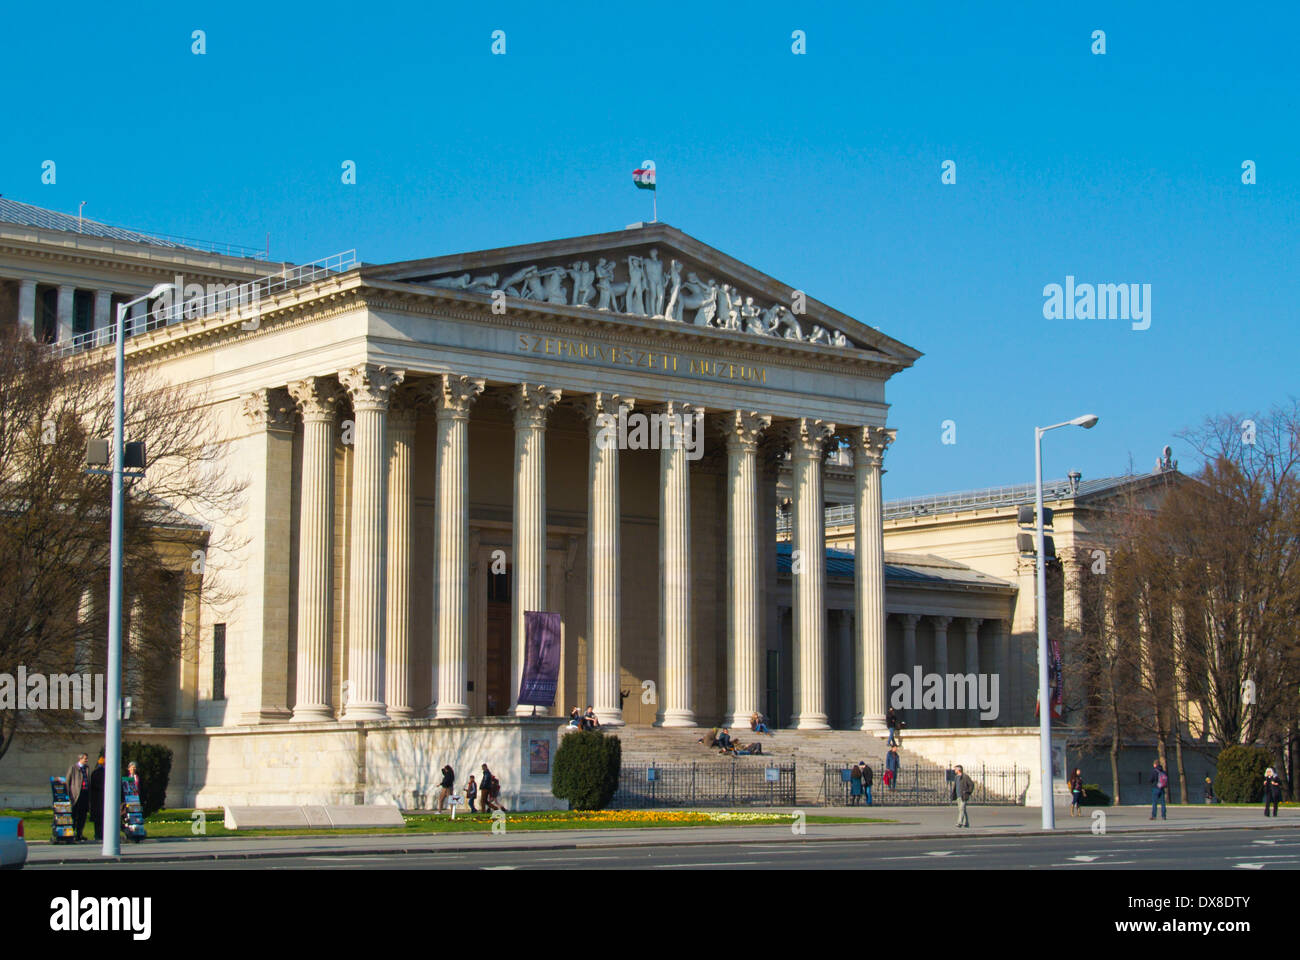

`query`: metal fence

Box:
[823,763,1029,806]
[613,761,796,808]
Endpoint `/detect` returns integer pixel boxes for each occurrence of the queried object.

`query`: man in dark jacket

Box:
[89,752,106,841]
[952,764,974,827]
[66,753,91,842]
[861,761,874,806]
[886,708,901,746]
[885,746,900,789]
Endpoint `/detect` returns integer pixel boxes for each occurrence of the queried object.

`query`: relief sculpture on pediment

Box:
[426,247,859,349]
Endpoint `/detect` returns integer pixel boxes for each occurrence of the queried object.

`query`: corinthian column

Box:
[288,377,342,720]
[507,383,561,715]
[723,410,770,728]
[426,374,485,718]
[849,425,893,731]
[790,417,835,729]
[384,397,418,718]
[338,364,405,720]
[578,393,633,727]
[658,401,701,727]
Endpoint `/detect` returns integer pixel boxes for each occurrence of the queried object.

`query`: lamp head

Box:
[147,282,175,299]
[1072,414,1099,429]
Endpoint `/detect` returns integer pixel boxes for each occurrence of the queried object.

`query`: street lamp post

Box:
[1034,413,1098,831]
[102,284,171,857]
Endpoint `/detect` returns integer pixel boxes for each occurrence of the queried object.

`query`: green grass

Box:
[4,807,891,841]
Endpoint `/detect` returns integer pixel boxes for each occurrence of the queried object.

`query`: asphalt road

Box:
[28,826,1300,870]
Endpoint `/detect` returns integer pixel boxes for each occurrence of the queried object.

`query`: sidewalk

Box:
[26,802,1297,866]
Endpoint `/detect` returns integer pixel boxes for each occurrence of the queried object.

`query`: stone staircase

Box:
[575,725,952,806]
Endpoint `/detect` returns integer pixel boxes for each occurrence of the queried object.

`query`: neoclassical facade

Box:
[1,201,1043,807]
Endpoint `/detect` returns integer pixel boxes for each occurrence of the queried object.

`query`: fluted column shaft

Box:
[901,613,921,729]
[964,617,983,726]
[509,384,561,715]
[289,378,341,720]
[384,403,417,718]
[431,376,485,718]
[724,410,770,728]
[791,418,834,729]
[658,401,700,727]
[17,280,36,340]
[933,615,952,727]
[850,425,893,731]
[582,394,631,726]
[339,364,405,720]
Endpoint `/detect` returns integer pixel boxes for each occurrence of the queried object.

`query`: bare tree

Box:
[0,329,246,761]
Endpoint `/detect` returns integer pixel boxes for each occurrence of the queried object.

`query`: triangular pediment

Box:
[362,223,920,366]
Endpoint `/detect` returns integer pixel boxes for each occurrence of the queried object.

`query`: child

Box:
[465,775,478,813]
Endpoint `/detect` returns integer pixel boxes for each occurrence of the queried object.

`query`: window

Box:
[213,624,226,701]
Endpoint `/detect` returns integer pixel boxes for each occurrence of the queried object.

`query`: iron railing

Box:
[823,762,1029,806]
[49,250,358,358]
[613,761,796,808]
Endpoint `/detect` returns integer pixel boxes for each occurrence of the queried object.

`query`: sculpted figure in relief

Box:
[808,324,831,345]
[644,248,667,317]
[540,267,568,304]
[501,266,538,298]
[625,256,647,316]
[741,296,765,335]
[663,259,684,321]
[594,258,615,310]
[568,262,595,306]
[693,280,719,327]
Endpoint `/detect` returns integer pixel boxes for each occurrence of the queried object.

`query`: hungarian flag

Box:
[633,162,656,190]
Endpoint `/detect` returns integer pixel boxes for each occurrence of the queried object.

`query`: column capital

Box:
[241,387,295,431]
[508,383,562,429]
[846,425,896,466]
[931,615,953,632]
[788,417,836,459]
[901,613,922,630]
[288,376,343,421]
[575,391,634,430]
[721,410,772,453]
[964,617,984,634]
[420,373,485,419]
[339,364,405,410]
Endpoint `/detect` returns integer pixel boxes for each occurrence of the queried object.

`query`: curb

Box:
[27,819,1299,866]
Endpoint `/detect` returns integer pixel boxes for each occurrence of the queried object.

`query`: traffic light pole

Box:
[1034,426,1054,831]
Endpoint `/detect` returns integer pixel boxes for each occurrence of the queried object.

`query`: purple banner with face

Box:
[518,611,561,707]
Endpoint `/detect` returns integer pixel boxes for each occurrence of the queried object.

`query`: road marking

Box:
[1252,840,1277,845]
[1234,863,1265,870]
[926,851,954,856]
[481,865,518,870]
[531,856,621,862]
[652,861,776,868]
[1047,860,1137,866]
[1068,855,1098,862]
[307,856,395,862]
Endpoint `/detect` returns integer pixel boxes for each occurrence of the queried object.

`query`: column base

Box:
[239,707,293,724]
[342,703,388,721]
[794,713,831,730]
[436,704,470,719]
[387,706,417,720]
[593,709,624,727]
[656,710,697,728]
[292,705,335,722]
[724,713,758,730]
[857,715,888,733]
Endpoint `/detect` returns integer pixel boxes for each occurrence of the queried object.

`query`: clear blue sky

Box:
[4,1,1295,498]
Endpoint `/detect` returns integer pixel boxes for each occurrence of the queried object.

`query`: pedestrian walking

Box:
[885,745,900,790]
[479,764,499,811]
[952,764,974,828]
[88,751,105,841]
[886,707,901,747]
[861,761,874,806]
[1204,776,1216,804]
[1263,767,1283,817]
[850,762,863,805]
[1068,768,1085,817]
[1149,760,1168,820]
[465,775,478,813]
[65,753,91,842]
[436,764,455,812]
